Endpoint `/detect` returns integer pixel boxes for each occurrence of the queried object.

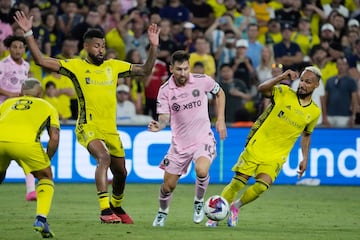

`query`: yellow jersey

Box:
[58,58,131,132]
[0,96,60,143]
[244,85,320,162]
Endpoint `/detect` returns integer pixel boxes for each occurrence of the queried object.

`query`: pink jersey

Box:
[157,73,218,150]
[0,56,29,103]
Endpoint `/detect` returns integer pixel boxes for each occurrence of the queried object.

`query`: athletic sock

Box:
[36,179,54,217]
[98,192,110,214]
[221,175,248,205]
[159,184,172,213]
[195,174,209,201]
[239,179,269,206]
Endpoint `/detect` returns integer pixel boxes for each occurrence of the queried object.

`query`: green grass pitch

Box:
[1,183,359,240]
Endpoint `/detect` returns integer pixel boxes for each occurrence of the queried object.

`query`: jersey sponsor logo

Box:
[182,100,202,110]
[172,103,181,112]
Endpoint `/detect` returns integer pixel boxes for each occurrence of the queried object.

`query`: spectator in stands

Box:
[300,0,327,36]
[116,84,152,124]
[273,23,303,71]
[105,0,123,31]
[257,18,282,46]
[0,0,13,24]
[342,26,359,58]
[291,17,320,61]
[250,0,275,35]
[204,14,241,56]
[122,10,149,60]
[323,0,349,19]
[231,39,254,90]
[214,30,238,68]
[125,49,146,114]
[189,36,216,79]
[246,23,263,69]
[218,63,252,123]
[308,45,334,86]
[44,12,63,57]
[234,2,257,40]
[158,18,178,65]
[275,0,301,29]
[43,81,62,119]
[55,37,79,60]
[70,7,103,52]
[256,45,275,84]
[223,0,241,18]
[323,58,358,128]
[186,0,215,31]
[159,0,190,23]
[29,4,51,56]
[57,0,83,37]
[328,11,347,44]
[42,71,75,123]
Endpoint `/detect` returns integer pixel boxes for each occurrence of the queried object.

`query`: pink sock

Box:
[195,175,210,201]
[159,184,172,212]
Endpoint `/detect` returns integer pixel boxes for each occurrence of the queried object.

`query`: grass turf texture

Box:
[1,183,359,240]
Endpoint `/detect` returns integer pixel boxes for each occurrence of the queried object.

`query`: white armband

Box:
[210,82,220,95]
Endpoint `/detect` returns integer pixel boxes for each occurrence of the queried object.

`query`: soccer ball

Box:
[203,195,229,221]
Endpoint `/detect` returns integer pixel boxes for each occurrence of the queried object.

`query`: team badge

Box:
[172,103,180,112]
[192,89,200,97]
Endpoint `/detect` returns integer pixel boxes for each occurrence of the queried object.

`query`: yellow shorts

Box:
[75,123,125,157]
[232,148,285,182]
[0,141,50,174]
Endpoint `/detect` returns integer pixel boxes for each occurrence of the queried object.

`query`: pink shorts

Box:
[159,136,217,175]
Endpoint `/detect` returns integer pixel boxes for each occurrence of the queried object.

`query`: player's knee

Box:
[162,182,176,193]
[253,180,270,195]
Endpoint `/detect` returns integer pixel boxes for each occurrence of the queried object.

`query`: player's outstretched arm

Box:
[13,11,61,72]
[258,69,298,97]
[131,23,160,77]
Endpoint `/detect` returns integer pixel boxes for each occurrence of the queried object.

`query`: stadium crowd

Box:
[0,0,359,127]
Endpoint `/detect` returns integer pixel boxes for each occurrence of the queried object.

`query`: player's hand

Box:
[216,120,227,140]
[283,69,299,82]
[148,120,161,132]
[297,160,307,178]
[148,23,160,47]
[14,11,33,32]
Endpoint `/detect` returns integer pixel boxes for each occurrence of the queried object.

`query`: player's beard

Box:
[88,53,104,66]
[297,90,313,99]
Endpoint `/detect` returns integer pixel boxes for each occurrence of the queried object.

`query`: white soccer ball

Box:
[203,195,229,221]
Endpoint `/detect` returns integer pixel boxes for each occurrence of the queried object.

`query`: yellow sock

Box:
[240,179,269,206]
[110,193,124,208]
[36,179,54,217]
[221,175,247,205]
[98,192,110,211]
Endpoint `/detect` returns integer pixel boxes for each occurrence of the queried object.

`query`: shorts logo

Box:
[163,158,170,166]
[172,103,181,112]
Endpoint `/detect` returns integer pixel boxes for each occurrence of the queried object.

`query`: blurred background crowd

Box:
[0,0,359,128]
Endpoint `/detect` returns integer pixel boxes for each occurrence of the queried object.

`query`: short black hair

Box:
[83,28,105,41]
[170,50,190,65]
[45,81,56,89]
[3,35,26,48]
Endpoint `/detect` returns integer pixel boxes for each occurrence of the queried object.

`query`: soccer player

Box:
[206,66,322,227]
[14,10,160,224]
[148,50,227,227]
[0,78,60,238]
[0,34,38,201]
